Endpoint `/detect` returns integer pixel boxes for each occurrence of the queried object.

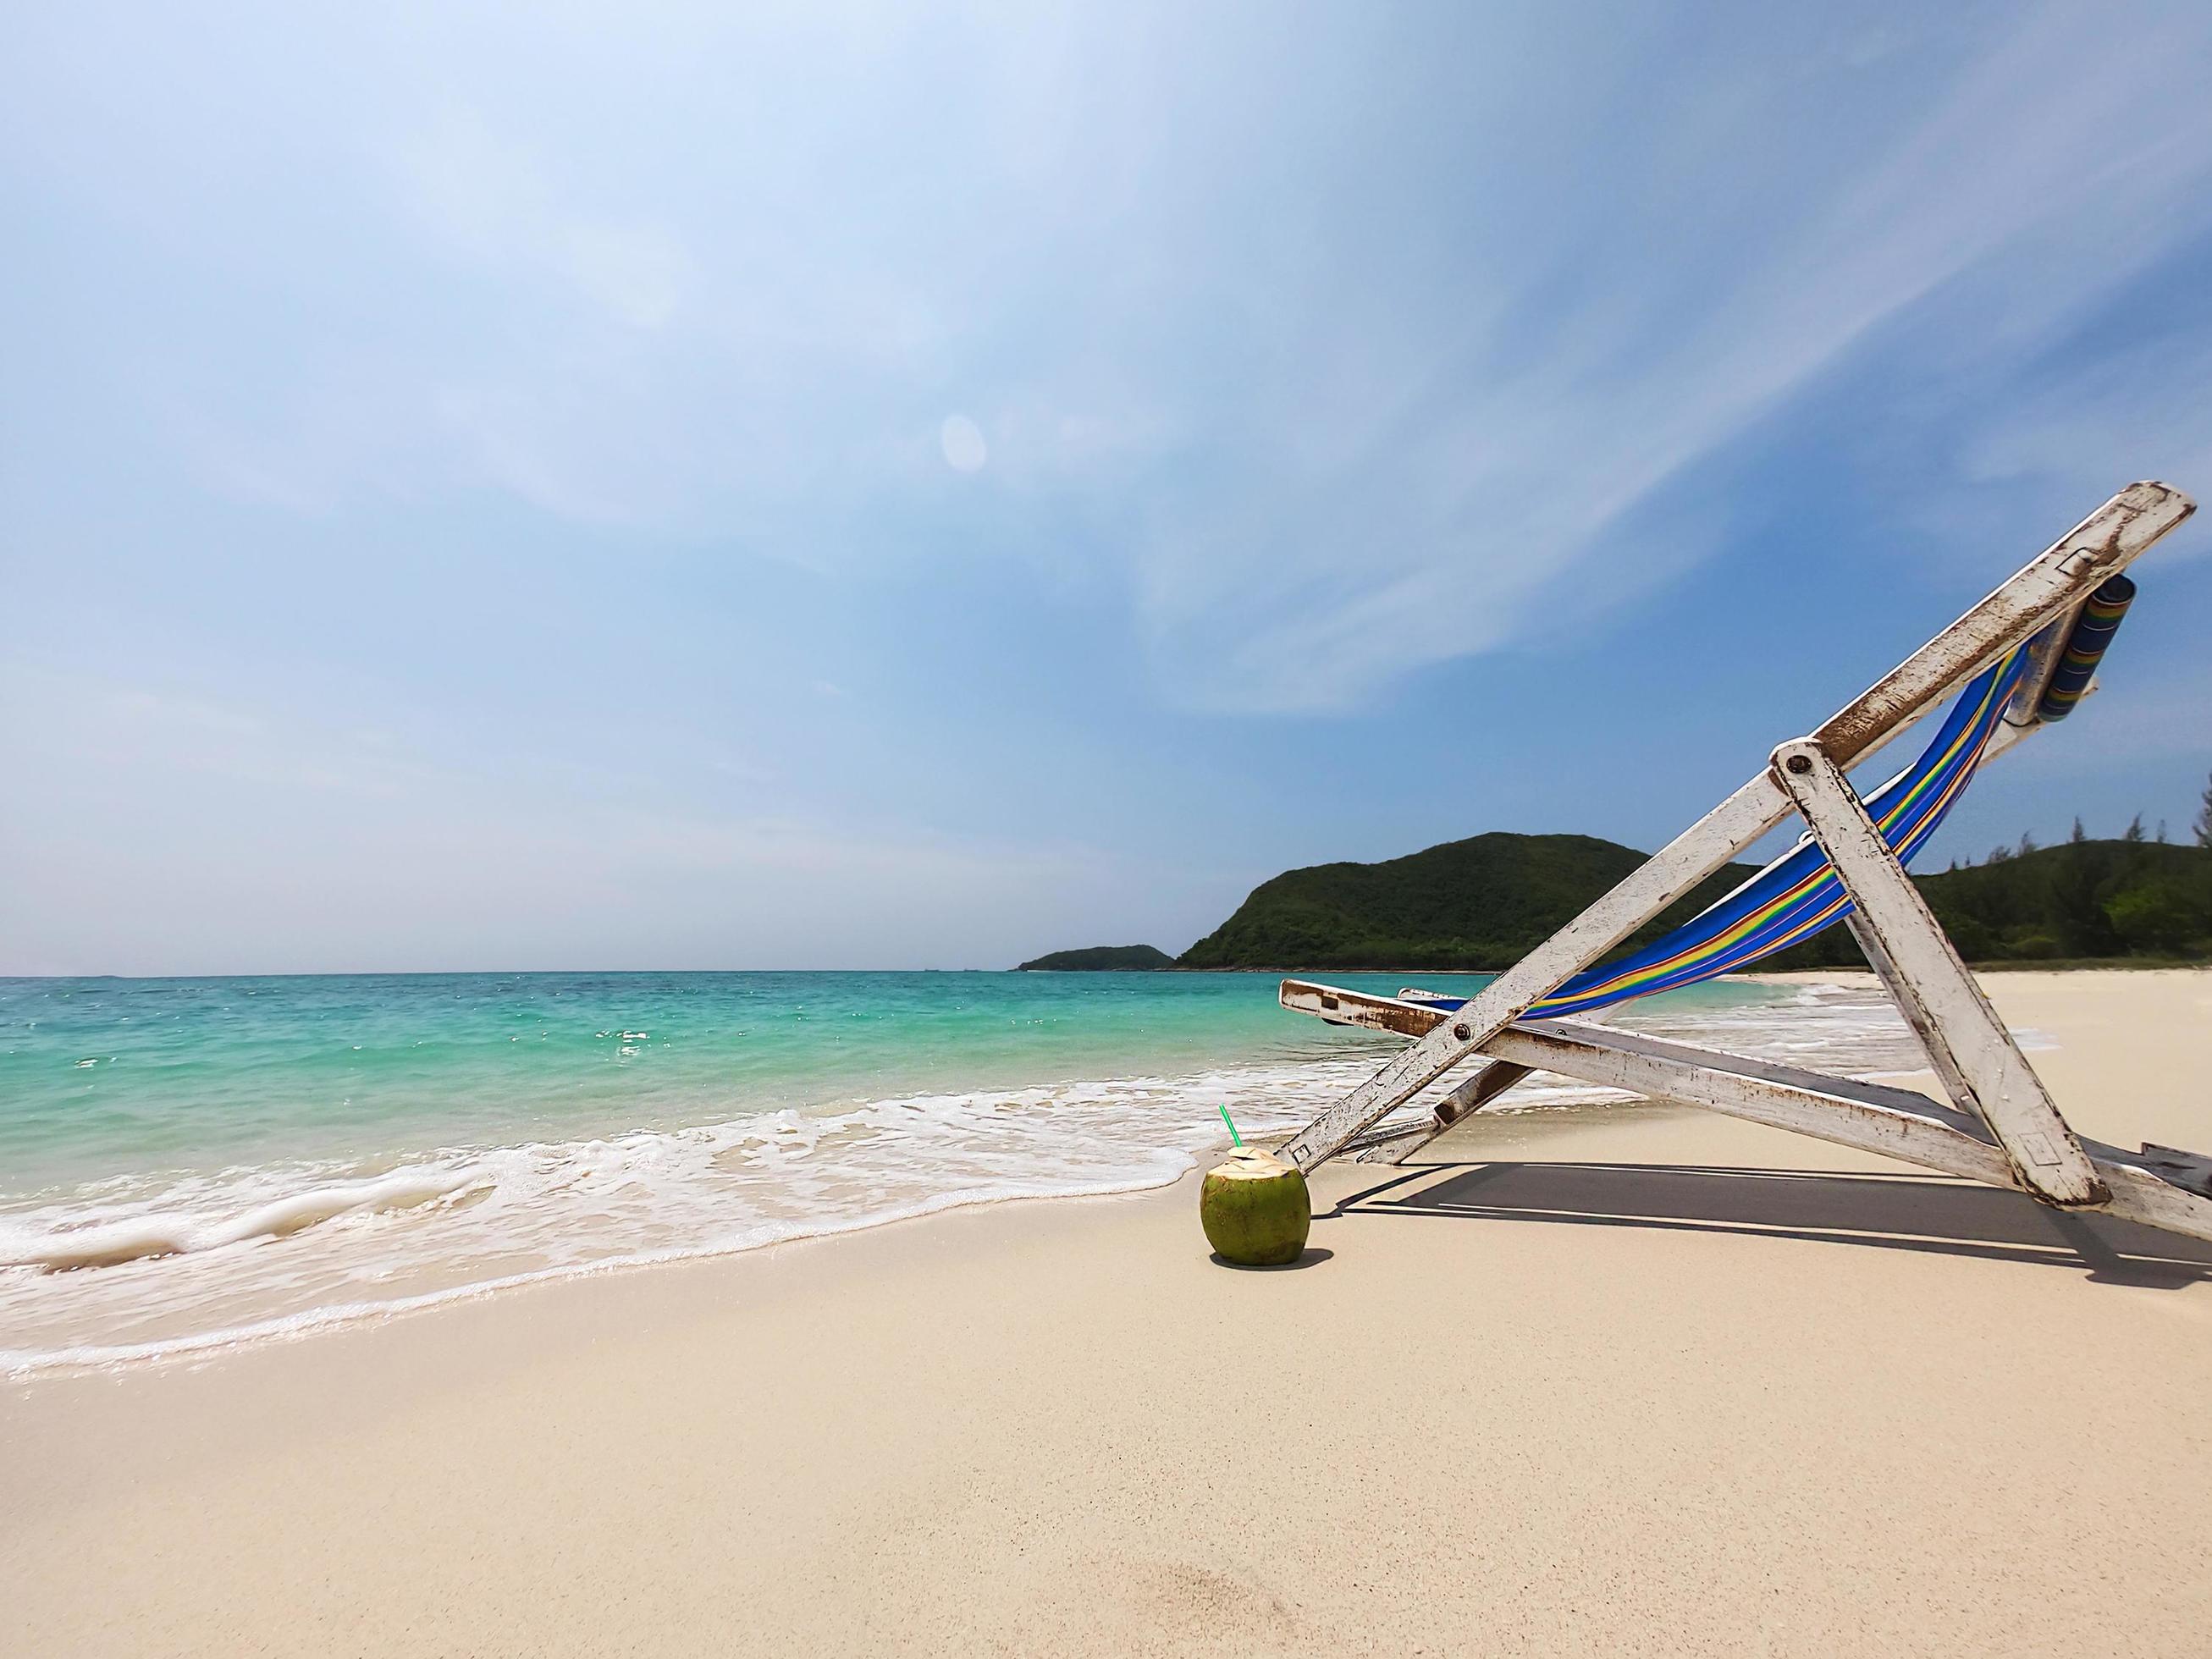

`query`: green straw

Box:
[1218,1104,1244,1148]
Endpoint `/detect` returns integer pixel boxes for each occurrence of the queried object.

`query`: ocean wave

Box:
[1,1170,483,1272]
[0,1060,1360,1374]
[1,982,1929,1375]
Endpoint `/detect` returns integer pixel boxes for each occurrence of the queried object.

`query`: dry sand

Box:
[5,970,2210,1656]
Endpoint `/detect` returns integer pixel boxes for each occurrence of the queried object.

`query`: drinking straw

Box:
[1218,1105,1244,1147]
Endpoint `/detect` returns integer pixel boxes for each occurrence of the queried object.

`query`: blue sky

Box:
[3,1,2210,974]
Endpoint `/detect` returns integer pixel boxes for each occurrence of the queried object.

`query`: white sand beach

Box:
[5,969,2210,1656]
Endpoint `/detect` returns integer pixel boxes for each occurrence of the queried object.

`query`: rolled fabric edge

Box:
[2034,574,2137,721]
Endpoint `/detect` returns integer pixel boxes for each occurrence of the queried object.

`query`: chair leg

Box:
[1771,739,2107,1208]
[1358,1060,1534,1164]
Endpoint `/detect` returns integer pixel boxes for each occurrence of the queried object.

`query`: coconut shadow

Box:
[1206,1247,1333,1271]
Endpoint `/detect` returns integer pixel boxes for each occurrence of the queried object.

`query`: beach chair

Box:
[1273,482,2212,1244]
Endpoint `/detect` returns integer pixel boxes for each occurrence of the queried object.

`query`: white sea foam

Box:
[3,1170,482,1271]
[0,982,1934,1375]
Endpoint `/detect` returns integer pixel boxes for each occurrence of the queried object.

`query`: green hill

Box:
[1017,944,1176,972]
[1177,833,1785,971]
[1176,832,2211,972]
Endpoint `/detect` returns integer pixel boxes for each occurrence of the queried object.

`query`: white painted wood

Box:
[1808,482,2190,763]
[1501,1017,1981,1129]
[1770,739,2107,1207]
[1485,1021,2005,1167]
[1283,978,1990,1142]
[1343,1118,1438,1161]
[1278,980,2212,1239]
[1274,774,1790,1171]
[1271,484,2194,1175]
[1477,1022,2212,1245]
[1434,1056,1536,1129]
[2004,615,2074,726]
[1978,710,2048,766]
[1356,1059,1535,1165]
[1352,1125,1438,1165]
[2088,1162,2212,1241]
[1284,978,1980,1166]
[1544,1022,2193,1180]
[1282,978,1458,1037]
[1366,701,2055,1170]
[1286,985,1534,1161]
[2138,1145,2212,1199]
[1290,960,2030,1166]
[1283,978,2190,1165]
[1845,912,1980,1110]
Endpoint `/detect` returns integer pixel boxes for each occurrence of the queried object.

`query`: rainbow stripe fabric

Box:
[1406,647,2032,1022]
[2033,576,2134,721]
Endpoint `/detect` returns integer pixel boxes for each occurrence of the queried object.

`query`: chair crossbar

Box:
[1281,984,2212,1243]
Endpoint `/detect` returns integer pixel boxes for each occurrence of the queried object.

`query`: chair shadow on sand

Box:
[1328,1161,2212,1289]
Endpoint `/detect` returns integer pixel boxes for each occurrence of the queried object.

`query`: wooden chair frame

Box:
[1273,482,2212,1245]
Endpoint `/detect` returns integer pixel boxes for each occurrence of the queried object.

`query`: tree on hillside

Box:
[2198,770,2212,846]
[2049,836,2116,957]
[2070,817,2087,843]
[2125,813,2146,843]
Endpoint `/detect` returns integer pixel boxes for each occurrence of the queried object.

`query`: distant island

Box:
[1015,944,1176,972]
[1025,827,2212,973]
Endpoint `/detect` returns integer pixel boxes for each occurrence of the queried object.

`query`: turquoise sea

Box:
[0,971,1920,1371]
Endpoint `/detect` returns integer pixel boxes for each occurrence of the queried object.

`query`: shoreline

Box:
[1,1087,1702,1384]
[6,969,2209,1654]
[0,969,2161,1381]
[8,973,1915,1381]
[0,1159,1233,1381]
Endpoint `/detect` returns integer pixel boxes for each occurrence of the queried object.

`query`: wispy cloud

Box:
[15,4,2209,709]
[1128,4,2212,708]
[1960,333,2212,554]
[394,107,698,333]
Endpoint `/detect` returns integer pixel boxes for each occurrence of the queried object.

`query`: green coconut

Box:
[1200,1147,1311,1265]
